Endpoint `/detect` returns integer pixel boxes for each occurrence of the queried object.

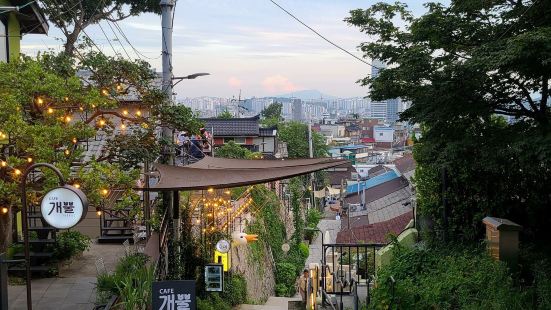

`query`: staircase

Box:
[98,190,135,244]
[9,204,58,275]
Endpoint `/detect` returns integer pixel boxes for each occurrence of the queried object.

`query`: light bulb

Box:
[99,119,106,126]
[14,169,21,175]
[136,110,142,116]
[65,116,71,122]
[36,97,44,105]
[47,107,54,114]
[27,157,32,163]
[74,183,81,189]
[0,161,6,167]
[120,123,126,130]
[122,110,128,115]
[96,210,102,216]
[1,207,8,214]
[64,149,70,155]
[72,137,78,144]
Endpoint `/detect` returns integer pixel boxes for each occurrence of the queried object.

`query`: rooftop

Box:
[336,211,413,244]
[202,115,260,137]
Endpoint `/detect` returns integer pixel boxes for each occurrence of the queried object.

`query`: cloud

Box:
[262,75,300,93]
[228,77,243,88]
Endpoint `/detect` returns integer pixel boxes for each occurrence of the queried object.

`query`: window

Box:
[0,20,7,62]
[379,133,384,137]
[224,137,246,144]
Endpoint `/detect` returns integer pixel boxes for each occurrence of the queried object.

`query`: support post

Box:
[20,163,65,310]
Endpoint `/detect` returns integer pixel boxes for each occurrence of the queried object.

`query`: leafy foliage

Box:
[53,230,91,261]
[215,141,261,159]
[96,253,153,309]
[370,245,535,309]
[347,1,551,243]
[41,0,160,55]
[260,102,283,128]
[278,121,328,158]
[218,109,233,119]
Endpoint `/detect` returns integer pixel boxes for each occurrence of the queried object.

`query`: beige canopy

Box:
[145,157,349,191]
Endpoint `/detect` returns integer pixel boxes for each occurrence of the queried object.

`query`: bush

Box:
[275,262,298,297]
[370,245,530,309]
[298,242,309,259]
[221,273,247,306]
[96,253,153,309]
[54,230,91,261]
[197,293,232,310]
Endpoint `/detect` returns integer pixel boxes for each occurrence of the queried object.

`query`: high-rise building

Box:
[292,99,303,121]
[370,59,403,123]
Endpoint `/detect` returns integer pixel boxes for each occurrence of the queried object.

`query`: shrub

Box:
[370,245,530,309]
[275,262,298,297]
[221,273,247,306]
[298,242,309,259]
[54,230,91,261]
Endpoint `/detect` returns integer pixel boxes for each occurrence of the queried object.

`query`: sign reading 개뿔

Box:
[40,185,88,229]
[152,280,196,310]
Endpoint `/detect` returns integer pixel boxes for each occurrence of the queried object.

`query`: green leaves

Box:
[278,121,328,158]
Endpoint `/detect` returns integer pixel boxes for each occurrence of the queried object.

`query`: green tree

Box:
[278,121,328,158]
[214,141,261,159]
[260,102,283,128]
[346,1,551,243]
[41,0,160,56]
[218,109,233,119]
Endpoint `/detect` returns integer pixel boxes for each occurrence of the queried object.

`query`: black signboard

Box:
[152,280,196,310]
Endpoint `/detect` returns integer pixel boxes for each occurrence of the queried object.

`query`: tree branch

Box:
[510,78,539,112]
[541,75,549,112]
[84,110,143,125]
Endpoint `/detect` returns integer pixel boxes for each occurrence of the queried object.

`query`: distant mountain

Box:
[276,89,336,100]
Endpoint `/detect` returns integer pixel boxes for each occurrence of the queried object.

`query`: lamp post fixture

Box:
[304,227,325,307]
[172,73,210,87]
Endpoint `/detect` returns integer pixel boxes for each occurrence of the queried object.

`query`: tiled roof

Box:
[393,154,415,173]
[202,115,260,137]
[327,162,356,186]
[345,176,409,205]
[336,211,413,244]
[259,127,277,137]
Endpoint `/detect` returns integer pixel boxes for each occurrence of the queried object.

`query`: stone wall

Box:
[231,241,275,303]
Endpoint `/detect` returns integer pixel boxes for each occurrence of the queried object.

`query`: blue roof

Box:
[346,170,398,194]
[335,145,369,151]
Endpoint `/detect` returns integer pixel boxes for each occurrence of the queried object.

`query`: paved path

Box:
[305,219,340,268]
[7,242,125,310]
[237,296,302,310]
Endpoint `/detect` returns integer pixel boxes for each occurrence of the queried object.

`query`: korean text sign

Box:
[152,280,196,310]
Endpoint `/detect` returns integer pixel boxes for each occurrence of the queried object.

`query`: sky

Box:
[21,0,438,99]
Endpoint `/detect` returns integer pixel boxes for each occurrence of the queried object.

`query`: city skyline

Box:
[20,1,444,98]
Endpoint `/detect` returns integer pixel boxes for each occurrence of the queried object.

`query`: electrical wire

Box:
[110,18,162,60]
[267,0,377,68]
[497,0,539,40]
[97,21,121,57]
[105,20,133,60]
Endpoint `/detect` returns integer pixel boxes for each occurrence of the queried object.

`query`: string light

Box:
[96,210,102,216]
[14,169,21,176]
[120,123,126,130]
[73,183,81,189]
[0,161,6,167]
[101,89,109,96]
[116,84,123,92]
[64,96,69,102]
[36,97,44,105]
[99,119,106,126]
[72,137,78,144]
[1,207,8,214]
[207,188,214,193]
[65,116,72,123]
[27,157,32,163]
[47,107,54,114]
[122,110,128,115]
[64,149,70,156]
[136,110,142,116]
[79,106,84,111]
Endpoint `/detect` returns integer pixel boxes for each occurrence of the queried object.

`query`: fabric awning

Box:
[144,157,348,191]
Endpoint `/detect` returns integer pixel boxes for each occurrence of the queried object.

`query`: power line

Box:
[97,21,121,57]
[105,20,133,60]
[267,0,377,68]
[497,0,539,40]
[110,18,162,60]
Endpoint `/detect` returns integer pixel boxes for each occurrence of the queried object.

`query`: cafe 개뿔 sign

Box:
[152,280,196,310]
[40,185,88,229]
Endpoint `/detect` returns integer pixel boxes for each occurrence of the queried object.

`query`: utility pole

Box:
[308,118,316,210]
[160,0,180,245]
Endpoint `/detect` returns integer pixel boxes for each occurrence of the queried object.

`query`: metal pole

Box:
[160,0,179,247]
[144,161,151,238]
[20,163,65,310]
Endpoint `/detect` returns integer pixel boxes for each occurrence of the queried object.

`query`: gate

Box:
[321,243,385,309]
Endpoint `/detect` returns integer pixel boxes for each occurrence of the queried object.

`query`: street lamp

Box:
[172,72,210,87]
